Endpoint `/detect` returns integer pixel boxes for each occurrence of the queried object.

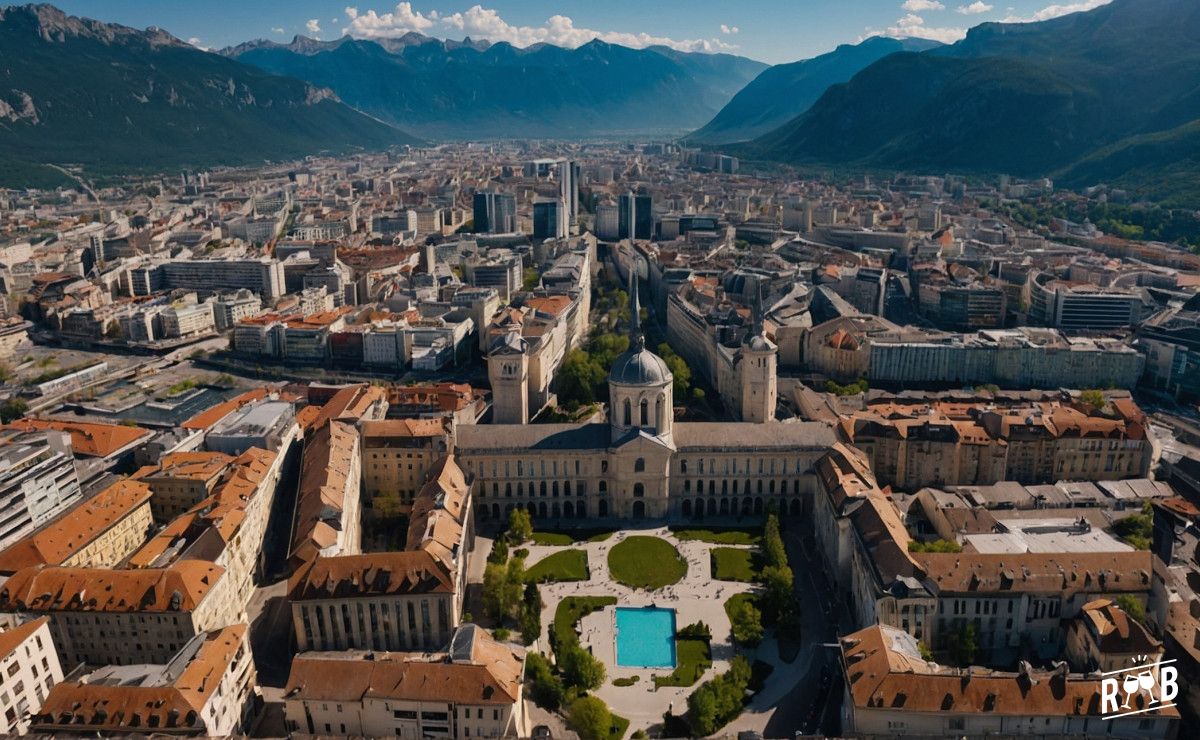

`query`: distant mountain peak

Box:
[1,3,183,48]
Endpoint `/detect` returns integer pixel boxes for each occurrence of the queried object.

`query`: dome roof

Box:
[609,344,671,386]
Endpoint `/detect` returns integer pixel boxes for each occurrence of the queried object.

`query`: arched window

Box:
[634,457,645,472]
[680,460,688,474]
[634,483,645,498]
[540,481,548,497]
[599,480,608,493]
[640,399,649,426]
[684,480,691,493]
[623,399,632,426]
[564,481,572,496]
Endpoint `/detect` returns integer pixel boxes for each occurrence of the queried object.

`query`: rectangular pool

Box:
[615,606,676,668]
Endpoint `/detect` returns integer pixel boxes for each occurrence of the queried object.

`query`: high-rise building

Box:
[619,192,653,240]
[472,191,517,234]
[532,198,566,240]
[559,160,580,230]
[595,202,620,241]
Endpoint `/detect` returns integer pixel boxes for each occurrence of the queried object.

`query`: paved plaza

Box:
[524,526,808,735]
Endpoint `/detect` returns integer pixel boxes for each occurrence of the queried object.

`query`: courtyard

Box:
[519,525,807,735]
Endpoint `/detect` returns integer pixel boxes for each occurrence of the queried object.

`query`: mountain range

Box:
[687,36,942,145]
[225,34,767,140]
[0,4,419,187]
[741,0,1200,205]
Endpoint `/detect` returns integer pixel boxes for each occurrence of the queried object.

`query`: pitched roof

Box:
[288,550,453,600]
[0,561,225,613]
[33,625,248,734]
[290,421,359,567]
[3,417,149,457]
[285,625,523,706]
[406,455,471,569]
[0,616,49,657]
[0,479,153,575]
[841,624,1177,719]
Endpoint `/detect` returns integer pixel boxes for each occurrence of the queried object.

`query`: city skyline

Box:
[46,0,1113,64]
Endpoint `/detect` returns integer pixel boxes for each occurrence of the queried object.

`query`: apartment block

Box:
[283,624,527,738]
[0,617,62,735]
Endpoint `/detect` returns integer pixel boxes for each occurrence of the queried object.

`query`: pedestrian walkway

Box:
[528,526,779,736]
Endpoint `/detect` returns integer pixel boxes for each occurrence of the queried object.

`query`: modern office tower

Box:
[533,198,566,240]
[595,202,620,241]
[472,190,517,234]
[559,159,580,229]
[618,192,653,240]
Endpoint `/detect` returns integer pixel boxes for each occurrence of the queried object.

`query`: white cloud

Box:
[957,1,993,13]
[343,3,438,37]
[271,26,285,35]
[720,24,739,35]
[883,13,967,43]
[902,0,945,11]
[186,36,211,50]
[305,19,322,36]
[1002,0,1109,23]
[345,3,736,52]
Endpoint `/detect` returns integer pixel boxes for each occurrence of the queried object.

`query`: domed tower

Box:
[739,284,777,423]
[609,268,673,443]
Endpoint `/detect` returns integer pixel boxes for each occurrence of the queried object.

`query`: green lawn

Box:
[671,527,761,546]
[652,638,712,688]
[531,529,615,545]
[531,531,574,546]
[609,713,630,740]
[552,596,617,654]
[711,548,759,582]
[724,592,761,620]
[607,536,687,589]
[525,550,589,583]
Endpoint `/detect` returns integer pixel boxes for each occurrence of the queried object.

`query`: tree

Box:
[1116,595,1148,625]
[1080,389,1107,410]
[560,645,606,691]
[482,557,526,624]
[687,656,752,736]
[949,623,979,665]
[760,565,794,623]
[0,398,27,423]
[762,515,787,569]
[507,508,533,544]
[1112,512,1152,550]
[567,696,613,740]
[525,653,564,710]
[729,600,764,646]
[519,582,541,646]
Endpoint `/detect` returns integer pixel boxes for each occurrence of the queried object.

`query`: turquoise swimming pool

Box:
[615,606,676,668]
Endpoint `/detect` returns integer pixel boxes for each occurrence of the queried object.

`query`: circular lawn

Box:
[606,536,687,589]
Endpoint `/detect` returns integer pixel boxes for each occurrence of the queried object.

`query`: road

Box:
[723,518,845,738]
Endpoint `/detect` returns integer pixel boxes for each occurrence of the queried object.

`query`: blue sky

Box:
[48,1,1111,63]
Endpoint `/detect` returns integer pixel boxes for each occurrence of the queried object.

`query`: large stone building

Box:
[486,246,592,424]
[0,479,153,576]
[31,625,257,737]
[838,396,1155,491]
[839,624,1177,738]
[0,561,236,667]
[283,624,527,738]
[461,276,833,523]
[290,454,474,652]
